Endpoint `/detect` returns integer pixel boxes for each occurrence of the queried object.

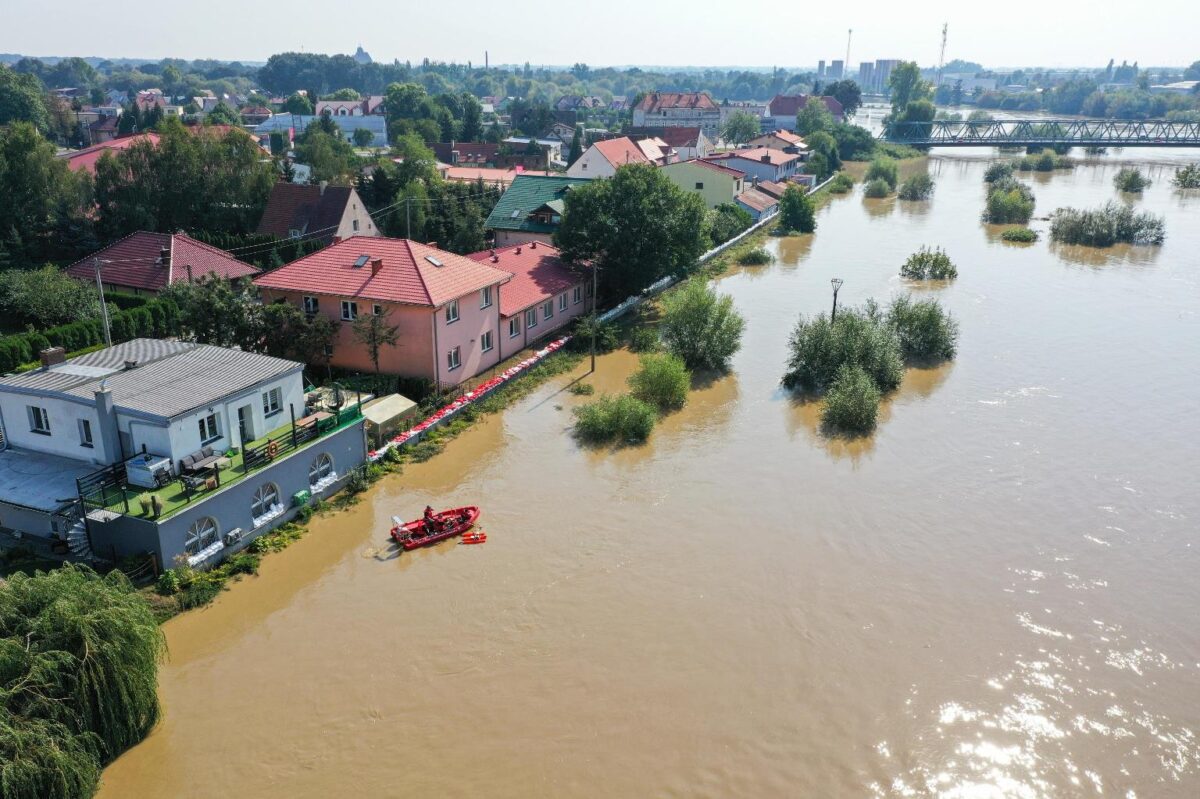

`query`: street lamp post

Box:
[830,278,843,322]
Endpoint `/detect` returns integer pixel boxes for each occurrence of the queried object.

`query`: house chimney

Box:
[94,382,121,463]
[158,246,170,268]
[332,235,342,244]
[39,347,66,368]
[761,154,771,163]
[530,241,537,249]
[371,258,383,276]
[319,180,328,196]
[515,246,522,254]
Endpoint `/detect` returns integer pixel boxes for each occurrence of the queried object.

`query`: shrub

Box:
[659,280,745,372]
[777,185,816,233]
[627,353,691,411]
[863,178,892,198]
[1171,163,1200,188]
[155,569,182,596]
[707,202,753,246]
[897,174,935,200]
[572,394,657,444]
[781,303,903,393]
[885,295,958,361]
[900,247,957,280]
[226,552,262,575]
[983,161,1014,183]
[628,327,660,353]
[1049,202,1166,246]
[820,365,881,434]
[829,173,855,194]
[346,467,369,493]
[737,247,774,265]
[865,156,899,189]
[982,177,1036,223]
[1001,227,1039,243]
[568,314,621,354]
[1015,149,1071,172]
[568,382,595,395]
[1113,167,1151,193]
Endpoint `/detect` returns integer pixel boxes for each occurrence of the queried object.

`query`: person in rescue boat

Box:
[424,505,438,532]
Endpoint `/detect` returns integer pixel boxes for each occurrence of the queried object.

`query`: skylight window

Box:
[424,255,443,268]
[510,210,522,219]
[353,254,370,268]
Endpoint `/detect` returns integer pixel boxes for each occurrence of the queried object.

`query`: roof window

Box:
[353,254,370,268]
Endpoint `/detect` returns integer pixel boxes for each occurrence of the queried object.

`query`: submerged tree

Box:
[659,280,745,372]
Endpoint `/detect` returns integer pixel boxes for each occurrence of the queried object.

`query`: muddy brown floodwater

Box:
[100,149,1200,798]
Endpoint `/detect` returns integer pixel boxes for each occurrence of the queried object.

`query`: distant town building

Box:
[566,136,672,179]
[352,45,373,65]
[66,232,258,295]
[817,60,826,78]
[628,127,713,161]
[660,159,746,209]
[762,95,845,132]
[483,174,591,247]
[256,182,378,245]
[631,92,722,136]
[858,62,875,91]
[873,59,902,93]
[829,60,844,79]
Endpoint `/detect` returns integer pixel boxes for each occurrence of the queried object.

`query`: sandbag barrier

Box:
[367,336,571,461]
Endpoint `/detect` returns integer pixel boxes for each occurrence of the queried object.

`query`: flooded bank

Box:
[100,149,1200,798]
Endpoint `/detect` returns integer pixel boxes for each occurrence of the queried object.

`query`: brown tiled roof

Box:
[708,147,801,167]
[256,182,358,244]
[431,141,500,164]
[593,137,652,167]
[634,92,718,113]
[66,232,258,292]
[768,94,845,118]
[755,181,789,199]
[629,126,703,148]
[684,158,746,178]
[736,188,778,213]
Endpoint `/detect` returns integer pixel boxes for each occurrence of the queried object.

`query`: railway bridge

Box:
[883,119,1200,148]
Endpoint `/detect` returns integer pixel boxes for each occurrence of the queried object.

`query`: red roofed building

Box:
[628,126,713,160]
[60,134,161,175]
[466,242,592,359]
[735,187,780,221]
[704,147,803,183]
[748,129,808,154]
[632,92,722,136]
[255,237,512,387]
[256,182,378,246]
[66,232,259,295]
[764,95,845,131]
[566,135,672,178]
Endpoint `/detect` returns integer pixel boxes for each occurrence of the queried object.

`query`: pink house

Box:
[254,237,512,389]
[465,242,593,360]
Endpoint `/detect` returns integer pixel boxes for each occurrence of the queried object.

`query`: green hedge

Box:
[0,298,180,373]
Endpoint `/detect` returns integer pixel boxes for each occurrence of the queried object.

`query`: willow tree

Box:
[0,565,166,798]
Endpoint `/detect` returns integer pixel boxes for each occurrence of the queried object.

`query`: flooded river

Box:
[100,149,1200,798]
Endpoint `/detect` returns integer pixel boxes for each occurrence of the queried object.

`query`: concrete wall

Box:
[0,392,111,465]
[88,421,368,565]
[494,229,555,248]
[566,146,616,179]
[334,189,380,240]
[0,501,58,538]
[499,283,589,361]
[660,161,743,209]
[434,284,505,389]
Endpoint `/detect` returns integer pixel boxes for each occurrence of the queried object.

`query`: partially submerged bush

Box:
[863,178,892,198]
[628,326,660,353]
[628,353,691,411]
[828,173,854,194]
[737,247,774,265]
[900,247,957,280]
[865,156,899,189]
[568,314,621,354]
[886,295,958,361]
[777,185,816,233]
[982,177,1036,223]
[1015,149,1072,172]
[1050,201,1166,246]
[1113,167,1152,193]
[568,382,595,395]
[983,161,1014,183]
[1001,227,1039,243]
[897,173,935,200]
[572,394,657,444]
[781,303,903,393]
[820,364,881,434]
[1171,163,1200,188]
[660,280,745,372]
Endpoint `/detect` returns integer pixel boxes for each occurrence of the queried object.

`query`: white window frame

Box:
[352,218,360,232]
[542,300,554,321]
[308,453,334,486]
[185,516,219,555]
[447,346,461,371]
[262,387,282,417]
[373,304,384,316]
[558,293,568,312]
[198,412,220,444]
[526,308,538,329]
[509,317,521,338]
[573,286,582,304]
[480,286,493,309]
[251,483,281,519]
[481,331,493,353]
[341,300,358,321]
[79,418,93,448]
[445,299,460,323]
[302,295,319,315]
[28,405,50,435]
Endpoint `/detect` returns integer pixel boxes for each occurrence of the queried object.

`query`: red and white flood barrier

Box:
[368,336,571,461]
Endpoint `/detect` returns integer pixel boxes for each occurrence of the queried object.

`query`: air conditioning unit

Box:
[223,528,244,546]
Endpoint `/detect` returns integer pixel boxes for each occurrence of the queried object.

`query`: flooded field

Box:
[100,148,1200,798]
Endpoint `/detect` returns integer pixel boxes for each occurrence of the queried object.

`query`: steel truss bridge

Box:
[884,119,1200,148]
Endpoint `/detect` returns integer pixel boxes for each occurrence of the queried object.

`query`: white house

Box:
[567,136,671,179]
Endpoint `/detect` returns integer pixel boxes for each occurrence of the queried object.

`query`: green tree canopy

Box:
[777,185,817,233]
[659,279,746,372]
[888,62,932,112]
[796,97,835,137]
[0,122,94,263]
[722,110,761,144]
[0,68,49,132]
[555,163,708,301]
[823,79,862,116]
[282,93,313,115]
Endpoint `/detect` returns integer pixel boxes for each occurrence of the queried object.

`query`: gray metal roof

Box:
[0,339,302,420]
[0,448,97,512]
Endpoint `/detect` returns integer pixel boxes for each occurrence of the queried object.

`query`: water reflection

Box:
[774,233,814,267]
[1049,241,1163,269]
[863,196,896,218]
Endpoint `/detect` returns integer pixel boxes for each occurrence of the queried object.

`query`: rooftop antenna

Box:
[845,29,853,77]
[936,23,949,86]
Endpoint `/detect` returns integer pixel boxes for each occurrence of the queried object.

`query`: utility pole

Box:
[94,258,112,347]
[590,265,599,373]
[830,278,843,323]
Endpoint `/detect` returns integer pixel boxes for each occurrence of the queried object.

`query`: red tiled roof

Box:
[685,158,746,178]
[736,188,779,213]
[444,166,519,186]
[66,232,259,292]
[755,181,790,199]
[256,182,359,244]
[255,236,511,308]
[630,126,703,148]
[61,133,161,174]
[709,147,801,167]
[465,243,585,317]
[634,92,718,112]
[754,129,806,147]
[593,136,651,167]
[767,94,845,119]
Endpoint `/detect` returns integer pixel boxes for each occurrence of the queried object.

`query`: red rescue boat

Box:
[390,506,481,550]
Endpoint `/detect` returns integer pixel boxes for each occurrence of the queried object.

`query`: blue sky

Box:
[5,0,1198,68]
